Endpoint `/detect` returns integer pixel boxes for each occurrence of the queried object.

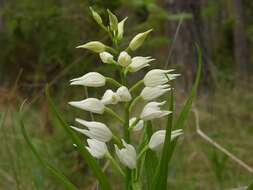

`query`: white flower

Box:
[76,41,107,53]
[115,140,137,169]
[70,72,106,87]
[70,118,112,142]
[127,56,154,72]
[129,29,153,51]
[140,85,171,101]
[101,89,120,105]
[118,51,131,67]
[69,98,105,114]
[86,139,108,159]
[116,86,132,102]
[99,52,114,64]
[148,129,183,150]
[117,17,128,40]
[143,69,180,87]
[129,117,144,131]
[140,101,171,120]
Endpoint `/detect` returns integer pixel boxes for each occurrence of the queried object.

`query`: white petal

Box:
[70,72,105,87]
[144,69,175,87]
[115,140,137,169]
[128,56,154,72]
[101,89,120,105]
[141,85,171,101]
[75,118,112,142]
[140,101,171,120]
[148,130,165,150]
[86,139,107,159]
[118,51,131,67]
[69,98,105,114]
[116,86,132,102]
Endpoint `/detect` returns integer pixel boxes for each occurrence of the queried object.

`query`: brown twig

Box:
[193,108,253,175]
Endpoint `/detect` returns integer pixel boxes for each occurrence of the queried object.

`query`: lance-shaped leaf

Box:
[175,44,202,130]
[45,85,112,190]
[144,121,158,190]
[151,90,174,190]
[151,44,202,190]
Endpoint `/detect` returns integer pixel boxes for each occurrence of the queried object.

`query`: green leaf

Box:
[175,44,202,130]
[151,44,202,190]
[151,90,173,190]
[45,85,112,190]
[144,121,158,190]
[19,115,79,190]
[165,45,202,169]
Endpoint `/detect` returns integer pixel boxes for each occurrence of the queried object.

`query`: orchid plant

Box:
[20,7,201,190]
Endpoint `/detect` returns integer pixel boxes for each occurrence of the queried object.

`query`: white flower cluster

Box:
[68,8,183,171]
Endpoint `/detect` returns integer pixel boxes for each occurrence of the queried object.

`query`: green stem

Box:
[123,103,132,189]
[125,46,131,53]
[128,118,140,131]
[106,46,118,55]
[105,107,124,123]
[106,77,122,88]
[112,135,122,147]
[137,145,149,160]
[106,153,125,178]
[129,96,141,113]
[123,104,130,142]
[130,80,144,93]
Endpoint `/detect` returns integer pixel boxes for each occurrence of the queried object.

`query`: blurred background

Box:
[0,0,252,189]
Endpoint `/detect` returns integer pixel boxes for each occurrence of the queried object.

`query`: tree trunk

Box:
[165,0,212,91]
[0,0,4,32]
[233,0,250,80]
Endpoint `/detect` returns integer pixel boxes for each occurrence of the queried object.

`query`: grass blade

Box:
[45,85,112,190]
[151,90,174,190]
[19,115,79,190]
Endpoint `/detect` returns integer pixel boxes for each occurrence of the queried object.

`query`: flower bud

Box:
[89,7,103,26]
[71,118,113,142]
[128,56,154,72]
[116,86,132,102]
[70,72,106,87]
[107,9,118,32]
[148,129,183,150]
[143,69,180,87]
[129,117,144,131]
[117,17,128,40]
[118,51,131,67]
[140,101,171,121]
[101,89,120,105]
[77,41,107,53]
[115,140,137,169]
[140,85,171,101]
[129,29,152,51]
[69,98,105,114]
[99,52,114,64]
[86,139,108,159]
